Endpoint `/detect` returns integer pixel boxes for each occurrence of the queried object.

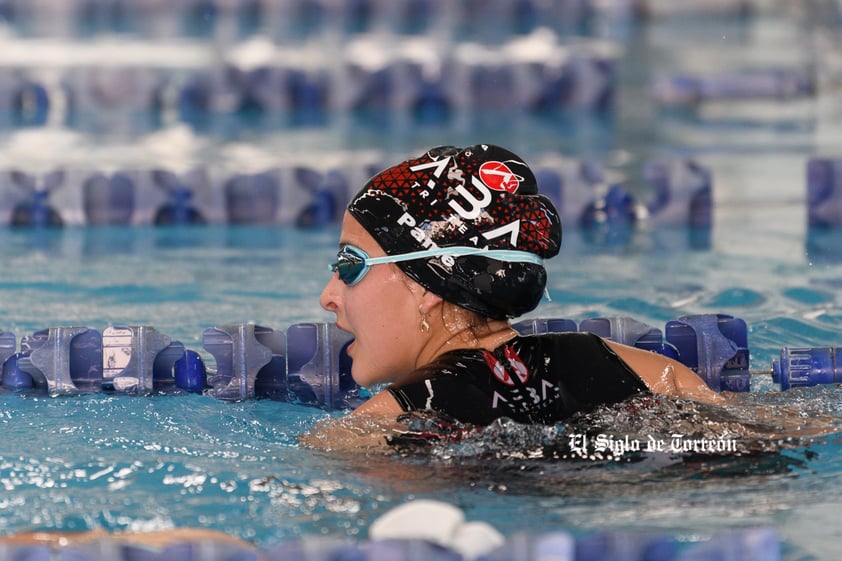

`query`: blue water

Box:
[3,2,842,561]
[1,219,842,559]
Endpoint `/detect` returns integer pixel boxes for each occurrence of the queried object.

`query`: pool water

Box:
[3,2,842,560]
[1,218,842,559]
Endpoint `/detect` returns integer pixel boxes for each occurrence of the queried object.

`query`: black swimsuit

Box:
[388,332,649,426]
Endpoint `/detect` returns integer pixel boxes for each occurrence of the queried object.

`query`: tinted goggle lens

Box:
[329,246,369,285]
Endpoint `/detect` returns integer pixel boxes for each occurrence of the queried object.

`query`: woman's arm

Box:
[298,390,405,450]
[351,389,405,415]
[0,528,256,551]
[604,340,726,404]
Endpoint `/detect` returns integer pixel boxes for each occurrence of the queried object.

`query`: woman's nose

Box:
[319,273,340,312]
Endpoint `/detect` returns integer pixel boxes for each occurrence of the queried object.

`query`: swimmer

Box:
[0,527,257,554]
[302,144,726,450]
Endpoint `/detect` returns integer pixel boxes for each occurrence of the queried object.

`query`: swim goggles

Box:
[328,244,544,286]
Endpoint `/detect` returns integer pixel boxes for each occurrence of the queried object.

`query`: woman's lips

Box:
[335,323,354,354]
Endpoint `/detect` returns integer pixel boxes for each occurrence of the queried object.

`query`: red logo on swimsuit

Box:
[483,348,530,386]
[479,161,522,194]
[504,346,529,384]
[483,351,512,386]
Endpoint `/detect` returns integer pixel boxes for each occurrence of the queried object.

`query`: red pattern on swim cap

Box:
[357,145,561,257]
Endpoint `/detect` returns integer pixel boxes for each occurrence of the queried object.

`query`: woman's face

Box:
[320,212,428,387]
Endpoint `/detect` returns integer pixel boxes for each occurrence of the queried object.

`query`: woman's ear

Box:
[401,272,442,313]
[418,289,443,315]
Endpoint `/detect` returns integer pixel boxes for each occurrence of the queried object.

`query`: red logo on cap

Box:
[479,161,522,194]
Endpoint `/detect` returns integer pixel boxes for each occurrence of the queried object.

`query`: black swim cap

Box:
[347,144,562,320]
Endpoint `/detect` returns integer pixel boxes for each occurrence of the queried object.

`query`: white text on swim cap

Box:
[448,175,493,220]
[397,212,456,268]
[409,155,497,221]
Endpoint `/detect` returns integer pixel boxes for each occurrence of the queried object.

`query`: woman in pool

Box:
[304,144,723,449]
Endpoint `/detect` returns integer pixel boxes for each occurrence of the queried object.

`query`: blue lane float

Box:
[0,0,756,39]
[2,313,842,399]
[102,325,187,393]
[223,171,281,225]
[150,169,208,225]
[0,156,715,230]
[665,314,750,392]
[0,526,782,561]
[580,316,672,356]
[0,162,378,228]
[176,38,617,118]
[0,33,618,133]
[641,158,712,228]
[285,321,363,409]
[512,317,578,336]
[0,321,364,406]
[807,157,842,228]
[652,68,814,106]
[0,69,50,128]
[15,326,103,393]
[257,500,782,561]
[203,322,285,400]
[83,172,137,225]
[773,347,842,391]
[61,66,168,135]
[2,169,66,228]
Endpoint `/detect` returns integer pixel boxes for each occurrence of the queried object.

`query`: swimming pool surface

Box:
[3,2,842,560]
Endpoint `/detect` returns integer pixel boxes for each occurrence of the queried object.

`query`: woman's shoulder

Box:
[429,332,604,365]
[504,331,603,352]
[396,332,608,388]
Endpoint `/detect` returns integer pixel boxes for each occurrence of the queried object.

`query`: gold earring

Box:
[419,306,431,333]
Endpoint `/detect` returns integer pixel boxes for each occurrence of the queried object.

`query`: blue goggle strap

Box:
[355,246,544,267]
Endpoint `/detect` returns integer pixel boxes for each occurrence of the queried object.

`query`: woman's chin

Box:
[351,373,374,388]
[351,363,382,389]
